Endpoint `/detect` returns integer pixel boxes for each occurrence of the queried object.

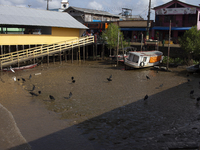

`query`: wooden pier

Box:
[0,36,94,69]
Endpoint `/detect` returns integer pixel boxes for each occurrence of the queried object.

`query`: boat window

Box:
[128,54,133,61]
[132,55,139,63]
[143,57,147,62]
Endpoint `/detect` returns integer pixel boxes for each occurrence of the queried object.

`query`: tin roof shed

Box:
[0,5,88,29]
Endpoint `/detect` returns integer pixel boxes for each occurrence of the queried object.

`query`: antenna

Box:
[45,0,52,10]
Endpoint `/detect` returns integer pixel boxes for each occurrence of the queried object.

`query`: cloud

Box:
[87,1,103,10]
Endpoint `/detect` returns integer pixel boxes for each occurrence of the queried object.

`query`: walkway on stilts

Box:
[0,36,94,69]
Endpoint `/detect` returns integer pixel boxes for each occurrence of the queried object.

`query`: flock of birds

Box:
[17,74,76,101]
[16,71,200,106]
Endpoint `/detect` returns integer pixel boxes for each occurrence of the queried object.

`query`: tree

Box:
[179,26,200,62]
[102,23,129,56]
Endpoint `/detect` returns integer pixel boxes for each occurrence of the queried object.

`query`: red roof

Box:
[153,0,200,10]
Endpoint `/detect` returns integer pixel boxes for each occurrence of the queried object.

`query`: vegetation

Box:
[179,26,200,64]
[102,23,129,56]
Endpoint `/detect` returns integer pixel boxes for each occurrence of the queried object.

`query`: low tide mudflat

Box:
[1,60,200,150]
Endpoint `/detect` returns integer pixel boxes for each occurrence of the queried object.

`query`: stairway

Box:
[0,36,94,69]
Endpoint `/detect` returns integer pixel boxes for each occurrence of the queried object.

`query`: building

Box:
[113,20,154,42]
[49,0,69,12]
[0,5,88,53]
[152,0,200,44]
[64,6,120,24]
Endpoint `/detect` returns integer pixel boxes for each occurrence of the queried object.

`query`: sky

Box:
[0,0,199,19]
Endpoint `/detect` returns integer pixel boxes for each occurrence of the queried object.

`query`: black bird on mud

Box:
[71,76,74,80]
[29,74,32,80]
[38,91,41,94]
[190,90,194,95]
[64,92,72,99]
[72,80,75,83]
[22,78,26,82]
[107,75,112,81]
[144,94,148,101]
[17,78,20,81]
[29,92,38,96]
[146,75,150,80]
[196,97,200,105]
[49,95,55,101]
[31,84,35,91]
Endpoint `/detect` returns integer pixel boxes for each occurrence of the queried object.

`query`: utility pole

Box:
[45,0,52,10]
[146,0,151,40]
[167,20,171,71]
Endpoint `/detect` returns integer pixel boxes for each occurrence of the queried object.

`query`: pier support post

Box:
[78,46,81,63]
[96,43,97,61]
[86,45,88,60]
[83,45,85,62]
[93,44,95,60]
[47,47,49,66]
[72,46,73,64]
[53,54,55,64]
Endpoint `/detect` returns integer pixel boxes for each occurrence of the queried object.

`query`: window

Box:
[164,15,175,23]
[143,57,147,62]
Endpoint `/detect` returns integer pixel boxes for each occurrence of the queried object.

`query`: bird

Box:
[146,75,150,80]
[31,84,35,91]
[38,91,41,94]
[29,74,32,80]
[17,78,20,81]
[190,90,194,95]
[159,84,163,88]
[71,76,74,80]
[107,75,112,81]
[144,94,148,101]
[196,97,200,105]
[29,92,38,96]
[10,66,15,73]
[22,78,26,82]
[72,80,75,83]
[49,95,55,101]
[187,79,190,82]
[64,92,72,99]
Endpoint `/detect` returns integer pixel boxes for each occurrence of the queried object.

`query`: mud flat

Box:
[0,60,200,149]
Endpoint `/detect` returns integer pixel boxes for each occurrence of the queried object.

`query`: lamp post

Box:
[146,0,151,40]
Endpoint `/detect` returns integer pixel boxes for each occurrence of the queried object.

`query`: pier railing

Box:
[0,36,94,68]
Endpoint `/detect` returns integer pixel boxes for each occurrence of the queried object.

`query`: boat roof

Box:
[128,51,163,56]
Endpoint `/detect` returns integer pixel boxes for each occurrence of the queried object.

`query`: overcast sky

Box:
[0,0,199,19]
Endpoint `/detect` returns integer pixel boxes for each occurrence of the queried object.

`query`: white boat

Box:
[124,51,163,68]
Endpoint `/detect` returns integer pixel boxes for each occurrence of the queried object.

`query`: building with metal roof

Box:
[0,4,89,53]
[64,6,120,23]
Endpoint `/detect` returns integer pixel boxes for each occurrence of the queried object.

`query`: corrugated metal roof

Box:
[66,6,120,18]
[0,5,88,29]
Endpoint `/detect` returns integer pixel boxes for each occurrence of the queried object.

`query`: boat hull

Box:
[3,63,37,71]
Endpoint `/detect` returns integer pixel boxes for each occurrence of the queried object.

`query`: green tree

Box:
[179,26,200,63]
[102,23,129,56]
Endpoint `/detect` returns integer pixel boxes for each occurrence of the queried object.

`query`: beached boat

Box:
[110,47,136,62]
[186,64,200,73]
[3,63,38,72]
[124,51,163,68]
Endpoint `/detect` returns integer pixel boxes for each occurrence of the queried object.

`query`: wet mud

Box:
[1,60,200,149]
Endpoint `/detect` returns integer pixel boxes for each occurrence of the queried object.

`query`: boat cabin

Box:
[125,51,163,68]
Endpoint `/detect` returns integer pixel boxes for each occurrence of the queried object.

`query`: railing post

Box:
[11,53,13,61]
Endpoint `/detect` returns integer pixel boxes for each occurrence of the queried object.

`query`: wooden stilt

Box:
[65,51,67,62]
[60,51,62,65]
[72,44,74,63]
[53,54,55,64]
[93,44,95,60]
[96,43,97,61]
[102,43,105,60]
[1,45,3,55]
[77,48,78,63]
[83,45,85,62]
[86,45,88,60]
[78,46,81,63]
[9,45,11,53]
[47,47,49,66]
[16,45,20,67]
